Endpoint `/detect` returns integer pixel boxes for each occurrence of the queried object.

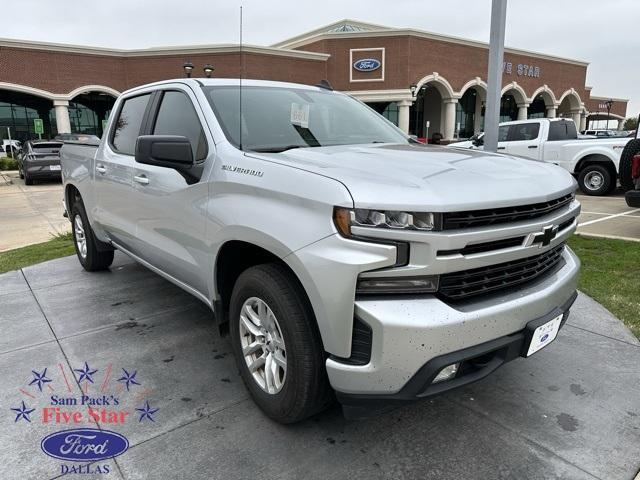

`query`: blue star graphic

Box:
[29,368,52,392]
[11,401,35,423]
[74,362,98,383]
[136,401,159,423]
[117,368,141,391]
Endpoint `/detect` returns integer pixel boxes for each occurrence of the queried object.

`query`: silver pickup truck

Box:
[61,78,581,423]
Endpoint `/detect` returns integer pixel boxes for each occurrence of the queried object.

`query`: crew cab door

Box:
[129,86,213,295]
[95,92,153,250]
[503,122,542,160]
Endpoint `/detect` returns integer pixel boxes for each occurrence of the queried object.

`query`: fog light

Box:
[432,363,459,383]
[356,275,439,295]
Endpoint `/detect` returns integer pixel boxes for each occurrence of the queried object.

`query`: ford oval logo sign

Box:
[353,58,381,72]
[41,428,129,462]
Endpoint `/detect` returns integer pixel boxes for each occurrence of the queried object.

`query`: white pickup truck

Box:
[450,118,630,196]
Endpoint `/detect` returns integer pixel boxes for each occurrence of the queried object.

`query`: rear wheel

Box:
[620,139,640,191]
[24,170,33,185]
[71,201,114,271]
[18,165,24,179]
[578,164,612,196]
[229,263,332,423]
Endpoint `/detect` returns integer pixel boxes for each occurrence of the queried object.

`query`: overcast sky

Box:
[4,0,638,120]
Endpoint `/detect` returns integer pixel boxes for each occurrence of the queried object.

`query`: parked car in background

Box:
[449,118,631,196]
[581,129,617,137]
[17,140,63,185]
[61,78,580,423]
[2,139,22,154]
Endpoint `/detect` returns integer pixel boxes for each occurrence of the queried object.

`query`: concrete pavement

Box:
[1,252,639,479]
[0,171,69,252]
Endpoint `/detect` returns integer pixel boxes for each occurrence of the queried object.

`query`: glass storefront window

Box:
[455,89,477,139]
[366,102,399,127]
[500,94,517,122]
[0,91,57,142]
[528,96,546,119]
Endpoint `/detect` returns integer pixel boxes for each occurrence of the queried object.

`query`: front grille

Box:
[442,194,573,230]
[438,244,566,302]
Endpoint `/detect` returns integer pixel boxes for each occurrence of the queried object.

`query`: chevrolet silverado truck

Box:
[61,79,581,423]
[449,118,630,196]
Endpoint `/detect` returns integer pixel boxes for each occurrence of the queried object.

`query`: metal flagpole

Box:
[483,0,508,153]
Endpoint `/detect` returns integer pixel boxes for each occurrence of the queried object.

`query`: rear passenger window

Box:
[153,91,207,161]
[510,123,540,141]
[498,125,510,142]
[548,120,578,141]
[112,94,151,155]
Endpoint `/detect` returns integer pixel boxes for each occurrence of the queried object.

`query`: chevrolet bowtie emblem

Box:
[531,225,559,247]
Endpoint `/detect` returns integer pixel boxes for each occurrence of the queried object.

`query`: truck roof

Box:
[498,118,574,126]
[122,78,334,97]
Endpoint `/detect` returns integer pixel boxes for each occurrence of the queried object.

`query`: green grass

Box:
[568,235,640,339]
[0,231,637,339]
[0,232,75,274]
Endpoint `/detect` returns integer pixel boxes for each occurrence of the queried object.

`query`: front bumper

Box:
[326,246,580,396]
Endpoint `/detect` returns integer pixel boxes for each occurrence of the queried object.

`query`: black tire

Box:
[578,164,612,196]
[18,166,24,179]
[620,138,640,191]
[24,171,33,185]
[229,263,332,423]
[71,201,114,271]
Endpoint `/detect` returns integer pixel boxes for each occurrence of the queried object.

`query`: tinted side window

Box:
[510,123,540,141]
[112,94,151,155]
[498,125,510,142]
[548,120,578,141]
[153,91,207,161]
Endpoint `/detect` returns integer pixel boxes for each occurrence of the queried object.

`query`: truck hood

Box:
[247,143,576,211]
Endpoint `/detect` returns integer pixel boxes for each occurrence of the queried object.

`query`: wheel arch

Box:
[213,236,321,347]
[574,152,616,176]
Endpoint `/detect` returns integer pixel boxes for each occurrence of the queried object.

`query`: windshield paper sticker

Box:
[290,103,310,128]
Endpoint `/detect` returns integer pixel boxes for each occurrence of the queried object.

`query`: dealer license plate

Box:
[49,165,61,171]
[526,314,563,357]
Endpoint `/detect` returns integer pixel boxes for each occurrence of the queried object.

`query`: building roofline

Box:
[0,38,330,61]
[273,20,589,67]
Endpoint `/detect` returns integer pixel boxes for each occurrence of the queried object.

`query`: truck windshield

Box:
[203,85,408,152]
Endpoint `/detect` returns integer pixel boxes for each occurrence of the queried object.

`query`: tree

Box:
[623,117,638,131]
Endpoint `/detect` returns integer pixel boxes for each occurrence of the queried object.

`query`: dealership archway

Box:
[0,84,118,143]
[68,92,116,137]
[558,90,583,128]
[456,80,487,138]
[0,89,57,142]
[410,74,456,140]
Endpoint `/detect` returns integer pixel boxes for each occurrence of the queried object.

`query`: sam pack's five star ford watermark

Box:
[10,362,158,475]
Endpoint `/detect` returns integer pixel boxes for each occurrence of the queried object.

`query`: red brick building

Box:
[0,19,628,142]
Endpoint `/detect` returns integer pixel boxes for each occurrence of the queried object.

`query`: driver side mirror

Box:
[472,137,484,147]
[135,135,194,170]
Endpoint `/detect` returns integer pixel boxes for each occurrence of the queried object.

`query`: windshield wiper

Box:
[249,145,307,153]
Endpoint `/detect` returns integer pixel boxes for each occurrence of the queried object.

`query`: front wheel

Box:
[229,263,332,423]
[71,202,114,271]
[578,164,612,196]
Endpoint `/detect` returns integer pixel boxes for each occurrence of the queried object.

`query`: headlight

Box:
[333,207,438,236]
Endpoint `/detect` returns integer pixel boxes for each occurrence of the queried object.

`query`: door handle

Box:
[497,147,505,150]
[528,145,538,149]
[133,174,149,185]
[96,165,106,174]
